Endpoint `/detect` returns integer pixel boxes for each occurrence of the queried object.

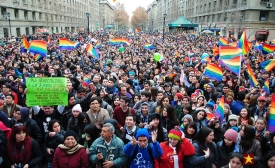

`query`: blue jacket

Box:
[89,135,127,168]
[231,101,244,115]
[217,141,241,167]
[123,142,163,168]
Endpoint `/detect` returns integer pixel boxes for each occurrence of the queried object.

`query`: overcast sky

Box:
[110,0,154,18]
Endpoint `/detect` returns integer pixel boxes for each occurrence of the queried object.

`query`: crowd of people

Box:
[0,30,275,168]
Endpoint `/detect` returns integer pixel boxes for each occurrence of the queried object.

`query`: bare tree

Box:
[113,3,130,29]
[130,6,148,28]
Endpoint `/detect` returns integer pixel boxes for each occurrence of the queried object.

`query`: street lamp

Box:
[163,13,167,41]
[6,12,12,37]
[151,19,154,32]
[103,17,105,30]
[86,12,90,34]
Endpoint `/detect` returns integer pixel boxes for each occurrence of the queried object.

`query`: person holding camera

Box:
[7,124,43,168]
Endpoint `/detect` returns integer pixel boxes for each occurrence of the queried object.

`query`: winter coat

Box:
[6,139,43,168]
[86,108,110,130]
[231,101,244,115]
[52,146,89,168]
[44,130,65,162]
[240,139,262,167]
[25,118,43,145]
[187,141,219,168]
[89,134,127,168]
[217,141,242,167]
[123,141,163,168]
[0,103,21,118]
[154,138,195,168]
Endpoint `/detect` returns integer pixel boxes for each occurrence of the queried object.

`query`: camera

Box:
[15,163,23,168]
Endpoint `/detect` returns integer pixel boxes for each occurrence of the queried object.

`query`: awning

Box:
[168,16,198,28]
[105,25,114,29]
[256,30,268,35]
[203,28,220,32]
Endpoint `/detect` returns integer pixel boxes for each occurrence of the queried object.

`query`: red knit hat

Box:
[224,129,238,142]
[175,93,183,100]
[168,127,182,141]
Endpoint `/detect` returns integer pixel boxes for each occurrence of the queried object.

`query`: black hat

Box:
[151,113,161,120]
[64,130,77,141]
[126,79,133,86]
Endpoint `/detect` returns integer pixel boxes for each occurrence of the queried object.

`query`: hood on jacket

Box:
[20,107,30,123]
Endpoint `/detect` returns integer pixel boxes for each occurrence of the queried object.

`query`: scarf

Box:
[7,136,32,165]
[58,143,84,154]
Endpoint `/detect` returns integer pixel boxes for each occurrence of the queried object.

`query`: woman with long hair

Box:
[7,124,43,168]
[161,104,179,133]
[187,127,219,168]
[183,121,197,143]
[258,151,275,168]
[147,113,168,143]
[155,127,195,168]
[44,119,65,168]
[238,107,254,128]
[80,123,100,153]
[239,125,262,167]
[217,129,242,167]
[155,95,171,114]
[112,96,120,109]
[192,108,207,132]
[52,130,89,168]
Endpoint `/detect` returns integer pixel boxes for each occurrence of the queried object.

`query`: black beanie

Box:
[126,79,133,86]
[64,130,77,141]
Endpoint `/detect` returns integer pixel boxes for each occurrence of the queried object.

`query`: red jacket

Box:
[154,138,195,168]
[52,146,89,168]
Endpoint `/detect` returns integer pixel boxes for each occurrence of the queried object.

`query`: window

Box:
[233,0,238,5]
[24,11,28,19]
[1,7,7,16]
[32,11,35,20]
[260,0,270,2]
[16,28,21,37]
[259,11,268,21]
[14,9,19,18]
[26,28,29,35]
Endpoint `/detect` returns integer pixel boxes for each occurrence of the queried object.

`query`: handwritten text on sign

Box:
[26,78,68,106]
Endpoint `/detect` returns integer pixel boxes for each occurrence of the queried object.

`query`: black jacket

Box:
[44,130,65,162]
[25,119,43,145]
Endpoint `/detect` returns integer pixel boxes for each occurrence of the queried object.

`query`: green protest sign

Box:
[26,78,68,106]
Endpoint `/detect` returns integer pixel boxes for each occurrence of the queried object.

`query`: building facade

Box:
[147,0,275,40]
[99,0,114,29]
[0,0,113,38]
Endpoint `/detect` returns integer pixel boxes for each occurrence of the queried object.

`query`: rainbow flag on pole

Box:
[33,54,44,61]
[109,38,130,46]
[59,38,75,50]
[73,41,81,48]
[91,48,100,60]
[220,56,241,76]
[29,40,47,56]
[204,63,223,81]
[263,43,275,54]
[82,74,90,87]
[22,36,30,50]
[216,95,225,121]
[259,59,275,72]
[95,42,102,49]
[86,43,93,55]
[219,37,229,46]
[246,63,259,87]
[263,80,270,95]
[237,29,252,55]
[268,95,275,132]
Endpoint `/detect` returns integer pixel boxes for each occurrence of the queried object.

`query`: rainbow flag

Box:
[92,48,100,60]
[121,39,131,46]
[255,42,263,52]
[59,38,75,50]
[87,34,92,41]
[212,47,219,60]
[180,69,190,87]
[206,112,217,121]
[95,42,102,49]
[229,41,238,47]
[29,40,47,56]
[219,46,243,60]
[33,54,44,61]
[215,95,225,121]
[263,80,270,95]
[22,36,30,50]
[82,74,90,87]
[204,63,223,81]
[246,63,259,87]
[263,43,275,54]
[109,38,130,46]
[47,36,51,44]
[135,27,140,32]
[220,55,241,76]
[219,37,229,46]
[268,95,275,132]
[86,43,93,55]
[73,41,81,48]
[237,29,252,55]
[201,53,211,63]
[260,59,275,72]
[144,44,154,50]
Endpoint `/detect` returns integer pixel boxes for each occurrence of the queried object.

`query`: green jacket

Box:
[89,134,127,168]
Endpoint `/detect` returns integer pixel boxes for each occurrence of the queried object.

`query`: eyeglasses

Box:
[14,123,23,127]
